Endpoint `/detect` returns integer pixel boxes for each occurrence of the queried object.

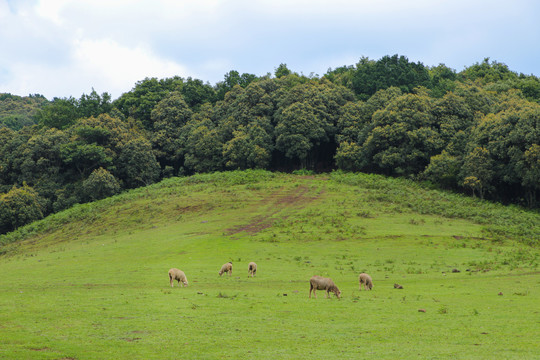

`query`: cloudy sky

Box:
[1,0,539,100]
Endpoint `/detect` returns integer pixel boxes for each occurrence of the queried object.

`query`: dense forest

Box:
[1,55,539,234]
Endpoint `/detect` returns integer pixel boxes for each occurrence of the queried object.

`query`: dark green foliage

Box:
[274,80,354,169]
[215,70,258,100]
[35,90,112,130]
[275,63,292,78]
[181,77,216,109]
[113,76,215,130]
[82,167,121,201]
[60,142,113,179]
[183,117,224,173]
[223,123,273,170]
[0,93,47,130]
[0,184,44,233]
[1,55,539,235]
[115,139,161,188]
[35,97,80,129]
[78,89,113,118]
[351,55,432,100]
[460,147,494,199]
[459,58,518,84]
[151,92,193,170]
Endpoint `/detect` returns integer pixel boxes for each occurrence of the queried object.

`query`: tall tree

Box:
[113,77,183,130]
[274,80,353,169]
[151,92,193,171]
[115,139,161,188]
[521,144,540,207]
[460,147,494,199]
[183,117,224,173]
[351,55,431,100]
[35,97,79,129]
[356,92,442,175]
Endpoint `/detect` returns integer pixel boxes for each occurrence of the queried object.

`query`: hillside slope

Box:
[0,170,539,359]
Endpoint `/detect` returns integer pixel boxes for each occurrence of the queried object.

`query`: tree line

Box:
[1,55,539,234]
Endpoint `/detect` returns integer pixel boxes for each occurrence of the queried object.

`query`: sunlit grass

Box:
[0,170,539,359]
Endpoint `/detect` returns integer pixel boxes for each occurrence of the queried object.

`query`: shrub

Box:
[83,167,121,201]
[0,185,45,234]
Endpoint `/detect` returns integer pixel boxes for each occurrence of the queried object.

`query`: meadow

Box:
[0,170,539,359]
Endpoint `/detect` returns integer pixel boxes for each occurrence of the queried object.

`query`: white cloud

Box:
[0,37,190,98]
[1,0,539,99]
[34,0,71,24]
[72,38,189,96]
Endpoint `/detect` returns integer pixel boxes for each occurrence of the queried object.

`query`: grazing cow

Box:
[359,273,373,290]
[248,262,257,277]
[309,275,341,299]
[219,262,233,277]
[168,268,188,287]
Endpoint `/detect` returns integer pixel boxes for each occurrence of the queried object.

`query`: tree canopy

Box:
[1,54,539,234]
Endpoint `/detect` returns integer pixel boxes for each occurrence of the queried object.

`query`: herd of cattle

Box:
[168,261,374,299]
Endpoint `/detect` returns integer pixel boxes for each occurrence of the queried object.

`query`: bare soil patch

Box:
[226,184,323,235]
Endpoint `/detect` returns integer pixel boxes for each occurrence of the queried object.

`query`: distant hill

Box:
[0,93,48,130]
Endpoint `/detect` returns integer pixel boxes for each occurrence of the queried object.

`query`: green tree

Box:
[151,92,192,171]
[334,141,363,171]
[223,123,273,170]
[78,89,112,118]
[324,65,355,88]
[82,167,121,201]
[115,139,161,188]
[274,80,354,169]
[335,87,403,171]
[113,77,183,130]
[432,92,475,157]
[452,82,496,116]
[275,63,292,78]
[35,97,80,129]
[359,92,442,175]
[0,184,44,234]
[215,81,275,142]
[351,55,431,100]
[429,64,457,94]
[60,142,113,180]
[423,150,461,189]
[0,93,47,130]
[469,96,540,202]
[214,70,258,100]
[0,127,18,190]
[459,58,518,84]
[521,144,540,207]
[460,147,494,199]
[183,117,224,173]
[180,77,216,109]
[275,102,326,168]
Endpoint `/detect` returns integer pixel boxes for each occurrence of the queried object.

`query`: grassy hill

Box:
[0,170,539,359]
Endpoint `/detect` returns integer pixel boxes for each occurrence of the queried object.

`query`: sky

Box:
[1,0,539,100]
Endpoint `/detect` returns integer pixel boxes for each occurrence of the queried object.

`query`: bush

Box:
[0,185,45,234]
[83,167,121,201]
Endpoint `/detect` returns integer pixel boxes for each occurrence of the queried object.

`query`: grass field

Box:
[1,170,539,359]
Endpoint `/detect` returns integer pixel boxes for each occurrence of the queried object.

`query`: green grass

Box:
[1,170,539,359]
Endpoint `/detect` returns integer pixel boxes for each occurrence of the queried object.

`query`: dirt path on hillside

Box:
[225,183,324,235]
